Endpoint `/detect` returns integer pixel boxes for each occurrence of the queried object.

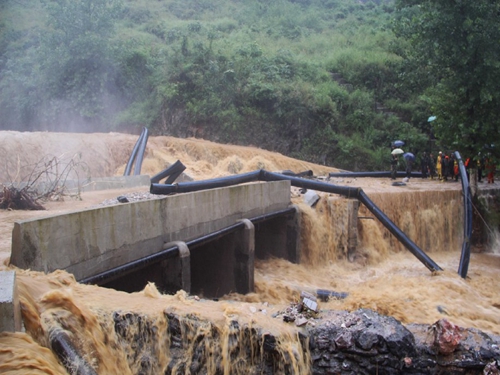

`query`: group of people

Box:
[390,149,497,183]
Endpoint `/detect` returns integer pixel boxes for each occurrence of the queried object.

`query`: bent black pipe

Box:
[151,169,441,272]
[455,151,472,278]
[151,170,262,194]
[281,170,314,178]
[357,190,442,271]
[133,127,149,175]
[150,160,186,184]
[123,128,146,176]
[50,330,98,375]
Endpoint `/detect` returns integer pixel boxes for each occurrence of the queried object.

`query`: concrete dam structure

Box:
[9,181,305,297]
[3,174,500,374]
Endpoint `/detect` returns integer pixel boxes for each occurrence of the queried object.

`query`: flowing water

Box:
[0,132,499,374]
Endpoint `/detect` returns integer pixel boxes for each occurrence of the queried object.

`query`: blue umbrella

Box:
[392,140,405,148]
[428,116,437,122]
[403,152,415,162]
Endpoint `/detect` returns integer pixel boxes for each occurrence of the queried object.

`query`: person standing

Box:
[436,151,443,181]
[420,152,429,179]
[390,153,399,180]
[451,154,459,181]
[442,154,450,181]
[477,152,484,182]
[429,153,436,179]
[485,155,496,183]
[405,155,414,179]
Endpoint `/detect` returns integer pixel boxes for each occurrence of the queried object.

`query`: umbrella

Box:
[428,116,437,122]
[403,152,415,162]
[391,148,404,155]
[392,140,405,148]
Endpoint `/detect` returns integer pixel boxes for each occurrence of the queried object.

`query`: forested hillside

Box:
[2,0,495,170]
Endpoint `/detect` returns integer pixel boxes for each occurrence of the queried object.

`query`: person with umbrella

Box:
[390,148,404,180]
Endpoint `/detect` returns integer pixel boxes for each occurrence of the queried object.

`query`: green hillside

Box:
[2,0,486,170]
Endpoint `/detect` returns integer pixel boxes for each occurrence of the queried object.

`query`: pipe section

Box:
[150,160,186,184]
[328,171,423,178]
[133,127,149,176]
[123,128,145,176]
[150,170,262,194]
[151,169,441,272]
[455,151,472,278]
[357,190,442,272]
[50,330,98,375]
[79,245,180,285]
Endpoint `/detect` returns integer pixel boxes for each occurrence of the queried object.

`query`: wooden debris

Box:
[0,185,45,210]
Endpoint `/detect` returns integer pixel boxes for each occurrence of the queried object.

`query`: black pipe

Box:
[123,128,145,176]
[150,160,186,184]
[280,170,314,178]
[328,171,423,178]
[133,127,149,176]
[250,207,297,224]
[50,330,98,375]
[79,223,246,285]
[357,190,442,272]
[79,245,180,285]
[259,170,361,198]
[151,169,441,272]
[187,222,245,249]
[150,170,262,194]
[455,151,472,278]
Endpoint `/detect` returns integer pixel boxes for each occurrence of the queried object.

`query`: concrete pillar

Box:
[286,205,301,264]
[0,271,22,332]
[234,219,255,294]
[163,241,191,294]
[470,168,478,198]
[347,199,360,262]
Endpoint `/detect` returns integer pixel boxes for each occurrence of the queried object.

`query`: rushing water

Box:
[0,132,499,373]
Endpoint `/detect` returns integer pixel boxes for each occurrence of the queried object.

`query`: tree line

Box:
[0,0,498,170]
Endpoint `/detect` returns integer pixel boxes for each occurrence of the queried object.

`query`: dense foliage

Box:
[393,0,500,159]
[2,0,488,170]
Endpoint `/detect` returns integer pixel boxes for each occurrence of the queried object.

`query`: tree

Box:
[393,0,500,157]
[0,0,122,131]
[38,0,122,130]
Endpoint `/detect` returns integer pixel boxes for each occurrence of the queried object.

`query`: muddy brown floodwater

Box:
[0,131,499,374]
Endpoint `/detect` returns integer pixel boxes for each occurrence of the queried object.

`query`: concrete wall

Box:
[0,271,21,332]
[10,181,291,281]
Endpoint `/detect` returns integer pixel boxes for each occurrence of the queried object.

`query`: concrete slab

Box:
[0,271,22,332]
[10,181,291,281]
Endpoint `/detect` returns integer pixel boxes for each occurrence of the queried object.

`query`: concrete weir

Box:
[10,181,301,297]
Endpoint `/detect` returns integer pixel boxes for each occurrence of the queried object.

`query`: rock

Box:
[301,291,319,313]
[432,318,462,355]
[295,317,308,327]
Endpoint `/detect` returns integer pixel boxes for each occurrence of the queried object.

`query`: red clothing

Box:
[485,158,496,183]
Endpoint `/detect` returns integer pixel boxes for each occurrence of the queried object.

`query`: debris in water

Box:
[275,291,320,325]
[317,289,349,302]
[303,190,320,207]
